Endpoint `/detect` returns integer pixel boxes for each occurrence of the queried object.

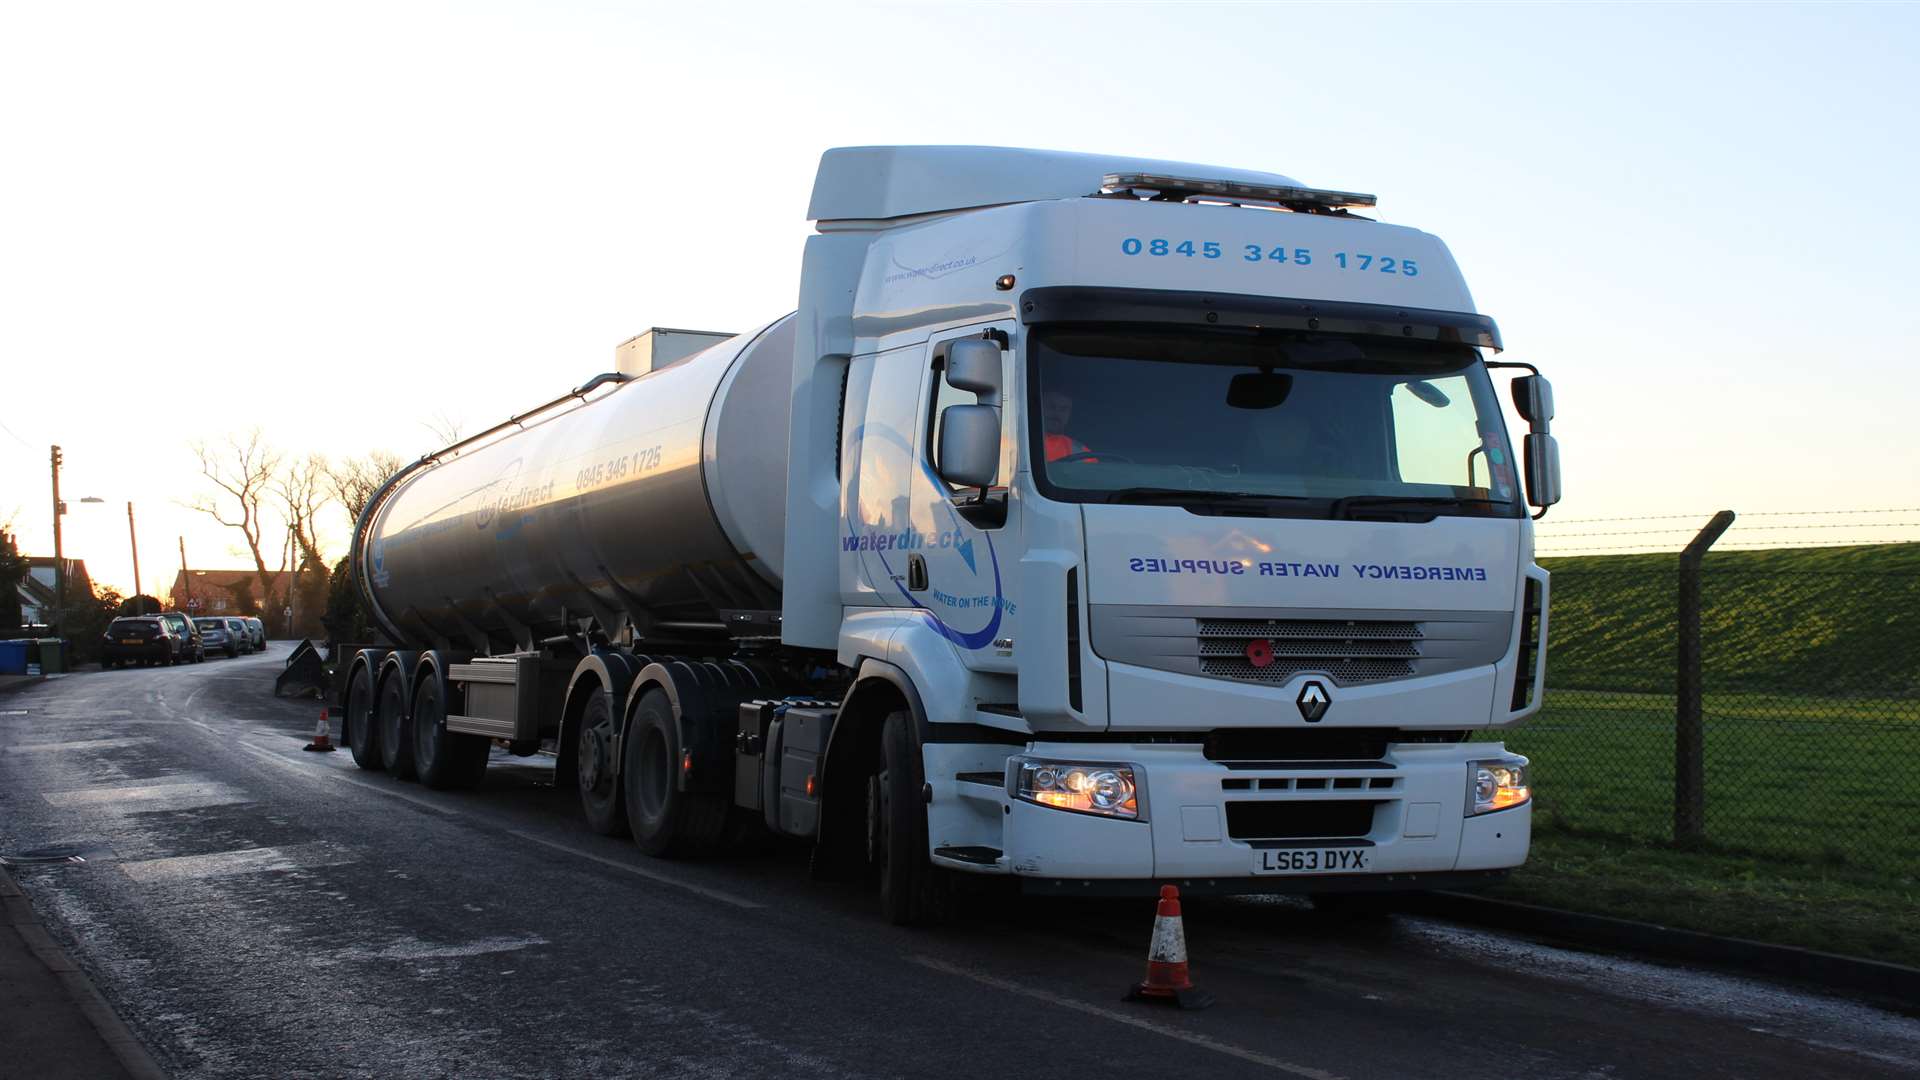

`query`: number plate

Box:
[121,639,143,645]
[1252,847,1370,875]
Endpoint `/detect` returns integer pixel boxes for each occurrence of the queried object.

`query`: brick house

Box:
[167,568,290,616]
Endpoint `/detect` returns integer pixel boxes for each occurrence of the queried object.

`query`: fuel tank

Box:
[356,314,796,651]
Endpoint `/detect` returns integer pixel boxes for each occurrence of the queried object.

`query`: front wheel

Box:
[623,688,727,856]
[871,710,952,926]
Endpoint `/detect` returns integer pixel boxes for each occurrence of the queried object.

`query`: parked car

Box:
[100,617,179,668]
[194,617,237,658]
[225,617,254,654]
[154,611,206,663]
[244,617,266,651]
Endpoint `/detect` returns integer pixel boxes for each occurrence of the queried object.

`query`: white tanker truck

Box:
[345,146,1560,923]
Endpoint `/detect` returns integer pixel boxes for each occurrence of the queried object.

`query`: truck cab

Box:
[781,148,1558,911]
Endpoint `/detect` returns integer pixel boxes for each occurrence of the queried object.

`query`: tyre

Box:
[377,671,416,779]
[102,659,115,670]
[871,709,952,926]
[576,692,628,835]
[345,662,382,770]
[623,688,727,856]
[411,673,488,790]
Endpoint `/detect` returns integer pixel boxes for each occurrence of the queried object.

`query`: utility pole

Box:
[49,445,65,628]
[285,522,298,638]
[179,536,191,613]
[127,502,143,612]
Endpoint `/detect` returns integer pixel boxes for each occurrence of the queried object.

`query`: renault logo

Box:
[1296,680,1331,723]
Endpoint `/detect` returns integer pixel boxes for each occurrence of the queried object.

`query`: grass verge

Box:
[1482,827,1920,970]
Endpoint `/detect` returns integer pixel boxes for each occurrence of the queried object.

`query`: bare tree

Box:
[188,430,285,606]
[275,452,331,566]
[422,412,464,449]
[327,450,404,528]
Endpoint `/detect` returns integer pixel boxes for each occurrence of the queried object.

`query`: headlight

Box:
[1467,756,1531,815]
[1013,759,1142,821]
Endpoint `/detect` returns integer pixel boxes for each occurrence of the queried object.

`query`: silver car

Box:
[244,617,266,651]
[224,618,254,655]
[194,617,237,658]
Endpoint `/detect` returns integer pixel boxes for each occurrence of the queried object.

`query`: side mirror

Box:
[946,339,1003,406]
[1524,432,1561,509]
[938,404,1000,489]
[1511,375,1554,428]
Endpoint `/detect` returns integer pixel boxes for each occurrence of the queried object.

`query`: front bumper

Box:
[927,740,1530,883]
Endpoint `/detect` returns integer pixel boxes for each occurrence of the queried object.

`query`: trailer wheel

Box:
[377,671,416,780]
[872,710,952,926]
[576,693,628,835]
[623,688,726,856]
[412,674,488,791]
[345,663,381,770]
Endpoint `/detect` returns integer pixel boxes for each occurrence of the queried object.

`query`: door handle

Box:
[907,553,928,592]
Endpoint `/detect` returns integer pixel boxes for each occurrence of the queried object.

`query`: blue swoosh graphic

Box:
[845,422,1004,650]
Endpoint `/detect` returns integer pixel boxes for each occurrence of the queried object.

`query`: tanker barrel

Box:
[356,313,797,653]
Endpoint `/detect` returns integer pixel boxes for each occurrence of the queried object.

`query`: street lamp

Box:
[76,496,147,614]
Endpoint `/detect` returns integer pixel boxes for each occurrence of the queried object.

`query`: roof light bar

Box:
[1101,172,1377,212]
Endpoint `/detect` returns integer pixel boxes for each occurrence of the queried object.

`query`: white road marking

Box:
[335,934,549,962]
[1,737,150,754]
[43,780,249,811]
[910,955,1343,1080]
[504,830,764,911]
[121,842,356,883]
[234,741,461,818]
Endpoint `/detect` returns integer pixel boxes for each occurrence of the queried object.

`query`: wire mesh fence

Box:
[1485,524,1920,870]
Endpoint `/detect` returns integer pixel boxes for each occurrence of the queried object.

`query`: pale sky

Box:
[4,1,1917,595]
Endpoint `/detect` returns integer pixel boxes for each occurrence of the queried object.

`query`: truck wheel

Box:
[872,710,952,926]
[377,671,416,780]
[345,664,382,770]
[412,675,488,790]
[576,693,628,836]
[623,688,726,857]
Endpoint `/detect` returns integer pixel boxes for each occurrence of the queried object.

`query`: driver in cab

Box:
[1041,390,1096,463]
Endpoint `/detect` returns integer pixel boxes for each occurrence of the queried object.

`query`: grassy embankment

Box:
[1477,543,1920,966]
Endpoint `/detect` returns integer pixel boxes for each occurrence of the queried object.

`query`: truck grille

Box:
[1196,618,1420,684]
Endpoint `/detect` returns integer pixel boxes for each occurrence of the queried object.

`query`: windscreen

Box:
[194,619,222,631]
[111,619,159,635]
[1028,327,1521,518]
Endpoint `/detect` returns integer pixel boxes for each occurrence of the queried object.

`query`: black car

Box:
[154,611,206,663]
[100,617,179,668]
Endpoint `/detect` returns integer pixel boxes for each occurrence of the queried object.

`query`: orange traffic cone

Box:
[1125,884,1213,1009]
[302,708,337,753]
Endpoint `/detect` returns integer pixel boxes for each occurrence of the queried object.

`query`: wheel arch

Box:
[816,658,928,867]
[559,651,640,789]
[376,650,420,719]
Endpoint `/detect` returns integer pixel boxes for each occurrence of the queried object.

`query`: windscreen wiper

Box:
[1102,487,1320,511]
[1329,495,1512,520]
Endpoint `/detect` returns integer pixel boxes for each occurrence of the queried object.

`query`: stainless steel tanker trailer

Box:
[340,145,1560,925]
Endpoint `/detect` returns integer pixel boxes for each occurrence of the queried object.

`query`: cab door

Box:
[907,323,1020,671]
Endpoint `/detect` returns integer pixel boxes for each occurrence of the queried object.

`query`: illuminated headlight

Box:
[1013,759,1143,821]
[1467,756,1531,815]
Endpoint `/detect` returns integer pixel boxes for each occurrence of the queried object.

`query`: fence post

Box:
[1675,510,1736,846]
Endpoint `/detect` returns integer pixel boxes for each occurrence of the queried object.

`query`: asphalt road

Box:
[2,648,1916,1079]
